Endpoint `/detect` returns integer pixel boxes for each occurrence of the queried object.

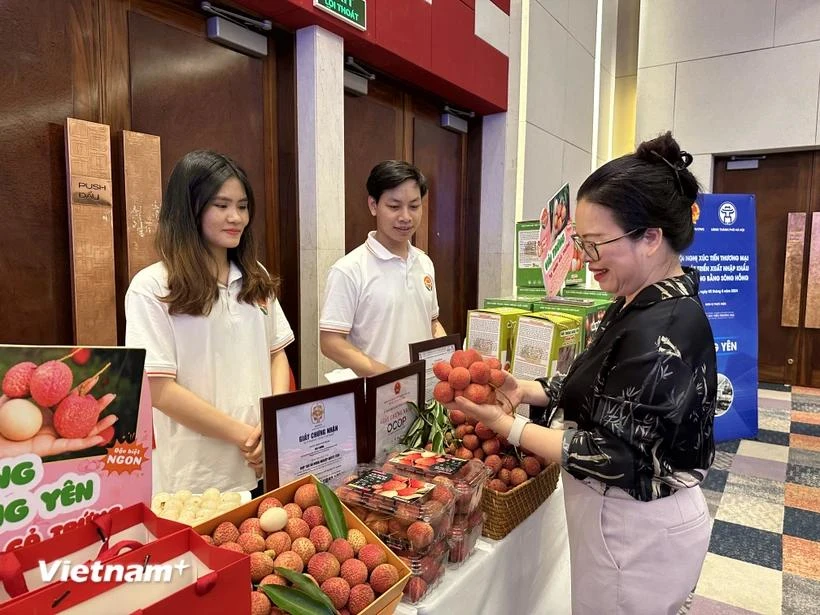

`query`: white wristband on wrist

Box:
[507,413,532,447]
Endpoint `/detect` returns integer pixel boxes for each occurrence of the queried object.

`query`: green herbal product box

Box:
[511,312,582,381]
[483,297,535,312]
[466,308,528,371]
[532,296,611,349]
[560,286,614,301]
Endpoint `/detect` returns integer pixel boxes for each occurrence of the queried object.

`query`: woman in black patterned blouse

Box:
[450,132,717,615]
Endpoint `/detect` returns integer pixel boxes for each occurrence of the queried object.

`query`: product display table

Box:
[396,478,571,615]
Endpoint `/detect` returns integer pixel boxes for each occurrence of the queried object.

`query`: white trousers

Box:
[562,470,711,615]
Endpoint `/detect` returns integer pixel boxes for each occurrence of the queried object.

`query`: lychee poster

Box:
[0,346,152,552]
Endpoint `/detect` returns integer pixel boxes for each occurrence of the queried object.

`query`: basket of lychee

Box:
[195,476,411,615]
[431,351,561,540]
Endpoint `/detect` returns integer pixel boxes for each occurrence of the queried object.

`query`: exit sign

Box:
[313,0,366,31]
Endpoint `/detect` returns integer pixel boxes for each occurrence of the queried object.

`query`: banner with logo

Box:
[539,183,575,297]
[683,195,758,442]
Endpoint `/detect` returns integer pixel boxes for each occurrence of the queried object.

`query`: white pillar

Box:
[295,26,345,386]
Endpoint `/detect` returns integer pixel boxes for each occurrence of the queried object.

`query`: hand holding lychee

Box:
[431,350,524,434]
[0,350,120,458]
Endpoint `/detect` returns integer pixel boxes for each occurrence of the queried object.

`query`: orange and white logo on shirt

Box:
[423,275,433,291]
[257,298,269,315]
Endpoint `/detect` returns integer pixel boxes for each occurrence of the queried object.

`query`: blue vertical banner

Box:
[683,194,758,442]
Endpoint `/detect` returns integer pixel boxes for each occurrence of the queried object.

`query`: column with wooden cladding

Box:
[65,118,117,345]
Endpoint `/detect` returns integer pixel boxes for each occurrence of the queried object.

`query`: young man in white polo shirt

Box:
[320,161,446,376]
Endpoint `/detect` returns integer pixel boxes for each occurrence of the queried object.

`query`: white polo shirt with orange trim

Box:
[320,231,440,369]
[125,261,294,495]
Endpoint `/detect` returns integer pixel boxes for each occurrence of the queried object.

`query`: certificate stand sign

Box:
[261,379,366,489]
[409,334,461,402]
[364,361,426,462]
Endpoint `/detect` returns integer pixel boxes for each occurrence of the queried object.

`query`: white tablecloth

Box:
[396,478,571,615]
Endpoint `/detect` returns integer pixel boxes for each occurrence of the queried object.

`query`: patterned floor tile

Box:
[782,535,820,582]
[784,483,820,515]
[792,399,820,412]
[791,421,820,437]
[716,440,741,454]
[687,595,763,614]
[758,411,792,433]
[783,506,820,542]
[695,553,782,614]
[755,429,791,446]
[736,440,790,463]
[723,473,785,504]
[790,433,820,452]
[758,389,792,402]
[782,573,820,615]
[708,520,782,570]
[712,450,735,472]
[714,493,784,534]
[729,455,787,483]
[792,410,820,425]
[703,468,729,493]
[787,463,820,488]
[703,488,723,518]
[788,447,820,471]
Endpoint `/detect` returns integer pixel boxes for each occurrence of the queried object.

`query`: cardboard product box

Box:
[465,308,528,371]
[532,296,612,349]
[482,297,535,311]
[560,286,614,301]
[515,286,546,300]
[194,475,410,615]
[516,220,546,288]
[511,312,582,382]
[564,265,587,287]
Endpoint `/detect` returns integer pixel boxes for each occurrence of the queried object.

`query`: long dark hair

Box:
[156,150,277,315]
[577,132,700,253]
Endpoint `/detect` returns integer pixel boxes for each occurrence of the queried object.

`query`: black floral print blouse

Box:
[534,267,717,501]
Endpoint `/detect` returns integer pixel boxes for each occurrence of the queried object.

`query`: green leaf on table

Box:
[258,585,336,615]
[316,481,348,540]
[274,568,337,612]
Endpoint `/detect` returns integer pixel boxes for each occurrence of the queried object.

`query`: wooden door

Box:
[803,157,820,387]
[343,82,404,253]
[714,151,820,387]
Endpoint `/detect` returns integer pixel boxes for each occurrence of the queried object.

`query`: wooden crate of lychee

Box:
[194,474,411,615]
[480,462,560,540]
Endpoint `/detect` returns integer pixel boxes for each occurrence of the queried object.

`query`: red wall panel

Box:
[374,0,432,70]
[236,0,508,114]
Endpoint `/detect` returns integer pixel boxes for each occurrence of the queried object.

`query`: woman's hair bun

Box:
[636,131,692,169]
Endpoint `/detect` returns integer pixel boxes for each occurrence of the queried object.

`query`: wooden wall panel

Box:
[127,10,270,266]
[121,131,162,280]
[0,0,90,344]
[66,118,118,344]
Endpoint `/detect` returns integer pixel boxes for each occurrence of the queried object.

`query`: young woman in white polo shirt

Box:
[125,150,294,496]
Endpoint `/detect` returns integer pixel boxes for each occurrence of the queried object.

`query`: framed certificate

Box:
[409,334,461,402]
[364,361,425,462]
[261,379,366,489]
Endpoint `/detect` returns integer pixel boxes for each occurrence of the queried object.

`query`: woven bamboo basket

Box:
[480,462,560,540]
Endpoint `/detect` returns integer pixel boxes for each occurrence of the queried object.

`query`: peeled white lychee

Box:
[259,507,289,533]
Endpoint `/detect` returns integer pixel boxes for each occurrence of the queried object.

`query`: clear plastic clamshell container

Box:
[395,538,449,604]
[382,449,492,516]
[448,508,485,566]
[336,466,455,554]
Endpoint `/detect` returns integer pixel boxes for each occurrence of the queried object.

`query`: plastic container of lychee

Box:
[447,508,485,566]
[382,448,491,516]
[394,537,450,604]
[335,466,455,555]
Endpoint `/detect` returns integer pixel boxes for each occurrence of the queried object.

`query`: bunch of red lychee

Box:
[431,349,505,406]
[447,414,547,493]
[207,483,402,615]
[0,349,114,444]
[394,538,450,603]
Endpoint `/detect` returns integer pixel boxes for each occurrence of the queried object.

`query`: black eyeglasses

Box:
[570,228,645,262]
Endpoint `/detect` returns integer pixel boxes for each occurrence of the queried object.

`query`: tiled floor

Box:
[686,387,820,615]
